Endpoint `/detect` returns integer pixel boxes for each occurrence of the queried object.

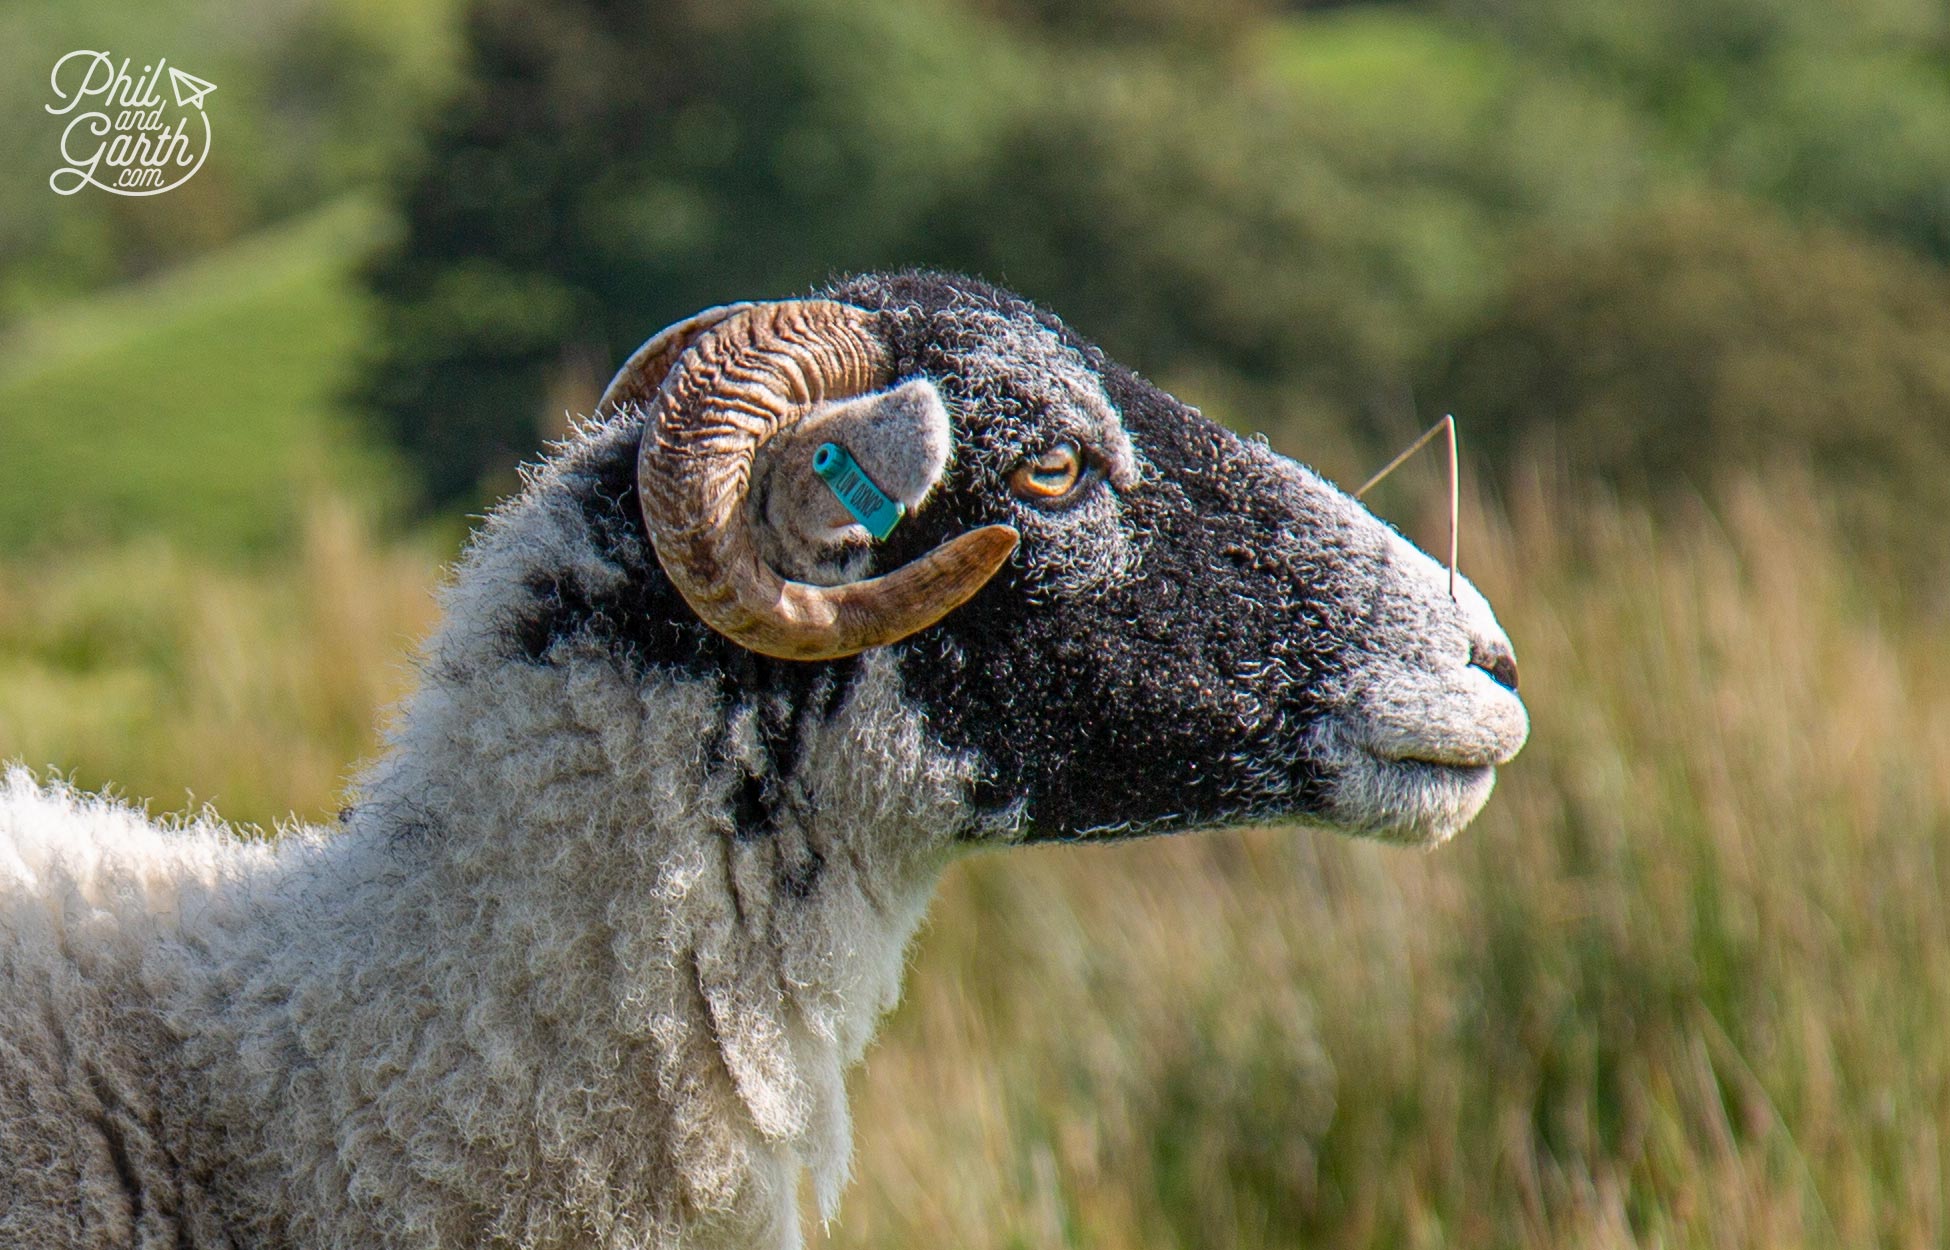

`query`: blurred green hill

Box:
[0,0,459,321]
[0,197,401,556]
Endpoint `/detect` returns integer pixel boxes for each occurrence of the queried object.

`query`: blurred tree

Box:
[1425,194,1950,580]
[361,0,1573,504]
[360,0,1027,503]
[1440,0,1950,264]
[969,0,1271,49]
[360,0,1950,508]
[1716,48,1950,264]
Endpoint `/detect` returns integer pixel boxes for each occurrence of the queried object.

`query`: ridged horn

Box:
[628,300,1019,661]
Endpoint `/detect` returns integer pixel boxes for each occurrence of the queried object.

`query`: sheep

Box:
[0,271,1529,1250]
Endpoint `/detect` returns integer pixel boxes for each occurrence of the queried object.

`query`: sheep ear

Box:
[748,378,954,582]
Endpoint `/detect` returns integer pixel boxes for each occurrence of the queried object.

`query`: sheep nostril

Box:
[1470,641,1519,693]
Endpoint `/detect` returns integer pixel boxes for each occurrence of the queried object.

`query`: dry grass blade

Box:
[1356,413,1459,599]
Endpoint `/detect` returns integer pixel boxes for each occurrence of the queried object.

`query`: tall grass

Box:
[832,474,1950,1250]
[1,477,1943,1247]
[0,499,439,830]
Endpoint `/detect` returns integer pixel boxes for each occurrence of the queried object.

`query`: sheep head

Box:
[597,272,1528,846]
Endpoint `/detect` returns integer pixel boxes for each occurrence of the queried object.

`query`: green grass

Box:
[0,196,399,557]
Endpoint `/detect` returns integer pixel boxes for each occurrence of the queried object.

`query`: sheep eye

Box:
[1010,441,1086,502]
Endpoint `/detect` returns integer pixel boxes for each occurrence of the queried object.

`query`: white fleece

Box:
[0,441,982,1250]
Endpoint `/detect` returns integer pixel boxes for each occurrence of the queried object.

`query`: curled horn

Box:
[616,300,1020,661]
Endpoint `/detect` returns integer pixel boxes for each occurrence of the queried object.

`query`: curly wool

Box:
[0,418,982,1250]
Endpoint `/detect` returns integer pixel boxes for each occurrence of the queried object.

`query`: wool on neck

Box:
[166,429,984,1249]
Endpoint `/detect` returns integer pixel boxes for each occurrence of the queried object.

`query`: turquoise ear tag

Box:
[812,443,906,541]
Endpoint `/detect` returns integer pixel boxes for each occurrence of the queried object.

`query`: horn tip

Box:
[964,523,1022,565]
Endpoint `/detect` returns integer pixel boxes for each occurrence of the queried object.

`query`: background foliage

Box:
[3,0,1949,1243]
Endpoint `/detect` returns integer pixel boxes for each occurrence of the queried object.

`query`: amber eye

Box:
[1010,441,1085,501]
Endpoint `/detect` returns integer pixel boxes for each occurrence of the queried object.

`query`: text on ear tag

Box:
[812,442,907,540]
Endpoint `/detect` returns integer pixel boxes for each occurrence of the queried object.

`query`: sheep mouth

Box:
[1313,656,1530,846]
[1352,694,1529,775]
[1336,749,1501,847]
[1373,743,1505,770]
[1374,752,1497,785]
[1302,710,1518,848]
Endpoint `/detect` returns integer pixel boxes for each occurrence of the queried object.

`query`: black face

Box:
[510,271,1522,847]
[830,272,1382,841]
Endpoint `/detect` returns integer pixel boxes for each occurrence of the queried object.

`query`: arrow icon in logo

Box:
[167,67,216,110]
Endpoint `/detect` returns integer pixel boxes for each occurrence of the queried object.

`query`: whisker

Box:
[1354,413,1459,601]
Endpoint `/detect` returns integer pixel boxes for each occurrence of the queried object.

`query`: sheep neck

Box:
[179,643,972,1249]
